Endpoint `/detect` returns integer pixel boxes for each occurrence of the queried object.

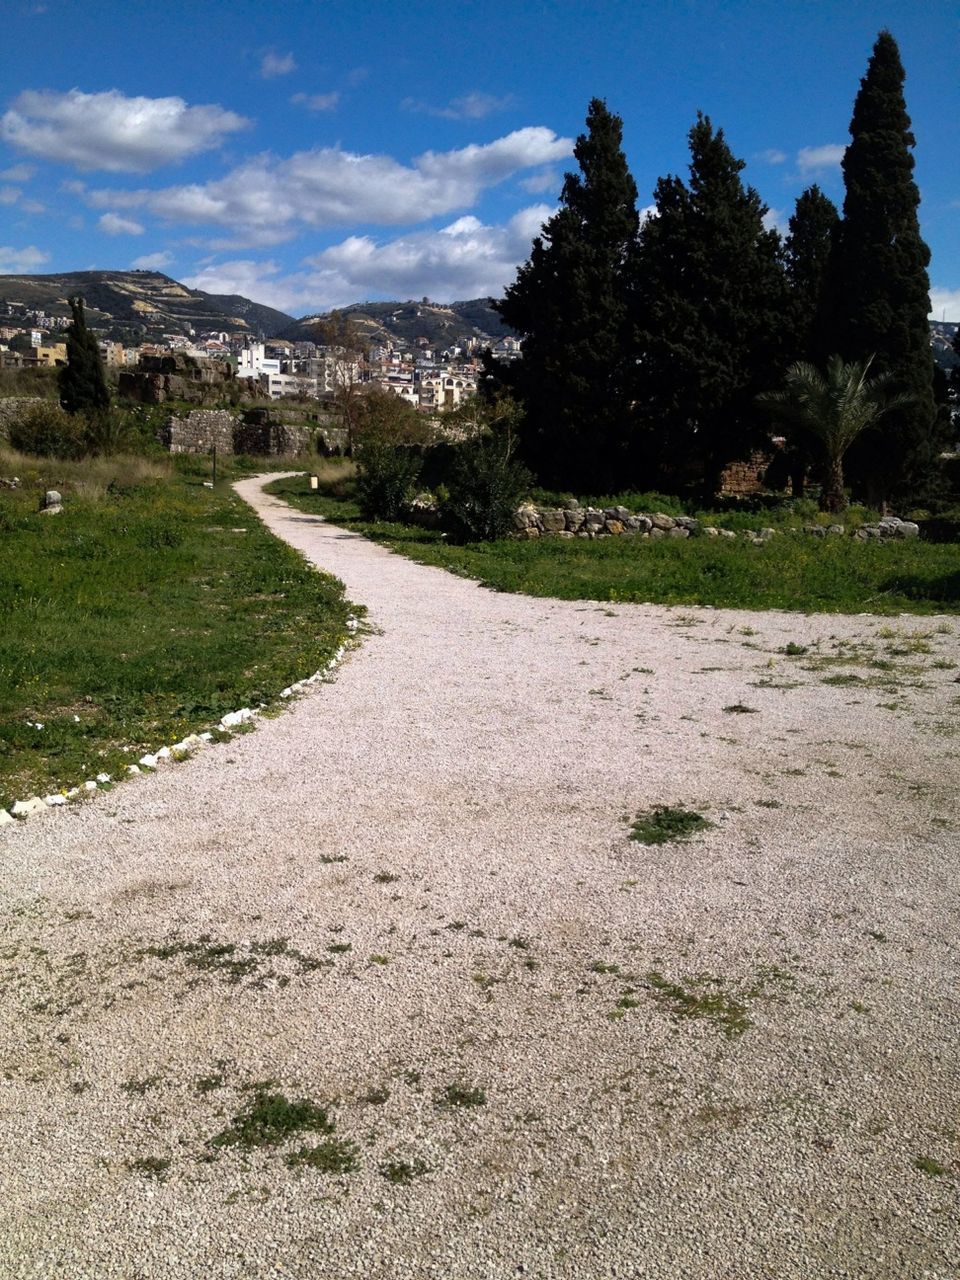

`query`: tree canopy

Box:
[495,98,639,491]
[822,30,941,503]
[58,295,110,418]
[630,114,787,494]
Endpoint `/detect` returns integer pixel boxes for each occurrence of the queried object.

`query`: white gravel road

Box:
[1,473,958,1280]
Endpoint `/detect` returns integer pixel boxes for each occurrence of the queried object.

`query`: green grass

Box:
[629,806,713,845]
[209,1087,334,1150]
[0,455,354,809]
[266,473,959,616]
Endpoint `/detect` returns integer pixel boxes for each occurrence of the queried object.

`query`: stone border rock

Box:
[0,616,360,828]
[510,504,919,542]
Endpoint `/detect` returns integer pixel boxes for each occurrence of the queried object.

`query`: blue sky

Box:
[0,0,956,319]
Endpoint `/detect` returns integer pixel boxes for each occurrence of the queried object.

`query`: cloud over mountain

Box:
[86,128,572,237]
[182,205,553,313]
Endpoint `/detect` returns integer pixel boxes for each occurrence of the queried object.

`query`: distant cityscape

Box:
[0,297,524,411]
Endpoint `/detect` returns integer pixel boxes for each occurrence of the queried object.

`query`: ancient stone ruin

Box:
[117,352,243,406]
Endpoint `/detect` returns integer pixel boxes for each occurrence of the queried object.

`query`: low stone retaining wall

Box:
[510,504,920,541]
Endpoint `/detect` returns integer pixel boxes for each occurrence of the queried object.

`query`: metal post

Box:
[212,445,217,487]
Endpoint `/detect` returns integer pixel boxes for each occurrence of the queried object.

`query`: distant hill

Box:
[930,321,958,371]
[0,270,295,339]
[280,298,514,347]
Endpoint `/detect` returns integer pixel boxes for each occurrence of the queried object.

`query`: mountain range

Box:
[0,270,952,367]
[0,270,513,349]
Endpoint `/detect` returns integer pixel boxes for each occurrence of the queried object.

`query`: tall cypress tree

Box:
[495,99,639,491]
[784,185,839,364]
[59,295,110,417]
[825,30,941,504]
[630,114,787,495]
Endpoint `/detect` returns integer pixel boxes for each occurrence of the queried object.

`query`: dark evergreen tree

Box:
[773,186,840,494]
[58,295,110,417]
[784,185,839,364]
[630,114,787,495]
[494,99,639,491]
[824,30,942,504]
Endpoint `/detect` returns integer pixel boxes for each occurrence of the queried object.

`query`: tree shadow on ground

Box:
[878,570,960,607]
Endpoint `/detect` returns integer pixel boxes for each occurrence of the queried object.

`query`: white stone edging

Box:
[0,616,360,828]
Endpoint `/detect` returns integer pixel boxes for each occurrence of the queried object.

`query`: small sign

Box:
[310,475,319,490]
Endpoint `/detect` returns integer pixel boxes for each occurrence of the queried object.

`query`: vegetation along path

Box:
[1,473,958,1280]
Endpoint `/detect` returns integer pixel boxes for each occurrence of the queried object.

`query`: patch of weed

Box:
[630,806,712,845]
[209,1087,334,1150]
[126,1156,170,1180]
[723,703,759,714]
[435,1082,486,1109]
[361,1086,390,1106]
[285,1139,359,1174]
[373,872,399,884]
[913,1155,949,1178]
[121,1075,162,1095]
[645,971,751,1038]
[380,1156,431,1184]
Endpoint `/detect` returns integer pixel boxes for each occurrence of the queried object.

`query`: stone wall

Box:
[161,409,237,454]
[719,450,780,496]
[118,352,243,406]
[0,397,51,434]
[507,504,919,542]
[161,408,317,456]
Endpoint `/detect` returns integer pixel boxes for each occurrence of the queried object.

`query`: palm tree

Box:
[758,355,914,512]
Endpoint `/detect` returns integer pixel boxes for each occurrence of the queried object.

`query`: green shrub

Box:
[355,442,422,521]
[441,433,532,542]
[6,401,87,459]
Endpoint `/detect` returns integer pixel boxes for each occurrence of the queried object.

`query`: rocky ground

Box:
[0,474,957,1279]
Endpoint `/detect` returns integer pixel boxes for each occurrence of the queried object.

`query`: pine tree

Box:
[495,99,639,491]
[59,295,110,417]
[630,114,787,496]
[824,30,942,504]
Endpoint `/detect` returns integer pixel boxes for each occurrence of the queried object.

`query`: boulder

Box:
[604,519,625,535]
[564,508,585,533]
[540,509,566,533]
[650,512,677,531]
[667,526,689,539]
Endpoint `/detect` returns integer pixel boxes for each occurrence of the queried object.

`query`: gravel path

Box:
[1,473,958,1280]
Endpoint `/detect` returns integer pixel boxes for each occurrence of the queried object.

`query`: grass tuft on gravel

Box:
[209,1087,334,1150]
[629,806,713,845]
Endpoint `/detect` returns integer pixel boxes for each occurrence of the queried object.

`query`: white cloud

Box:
[929,287,960,323]
[1,88,250,173]
[0,244,50,272]
[796,144,846,174]
[291,91,340,112]
[757,149,787,165]
[131,250,174,270]
[0,163,36,181]
[182,205,553,315]
[519,167,559,194]
[99,211,145,235]
[762,207,788,235]
[261,52,297,78]
[402,92,516,121]
[0,184,45,214]
[87,127,573,235]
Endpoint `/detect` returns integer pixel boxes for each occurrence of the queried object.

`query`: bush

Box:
[355,442,422,521]
[441,433,532,542]
[6,401,88,459]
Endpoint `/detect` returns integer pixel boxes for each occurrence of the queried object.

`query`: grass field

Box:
[267,470,960,617]
[0,449,354,810]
